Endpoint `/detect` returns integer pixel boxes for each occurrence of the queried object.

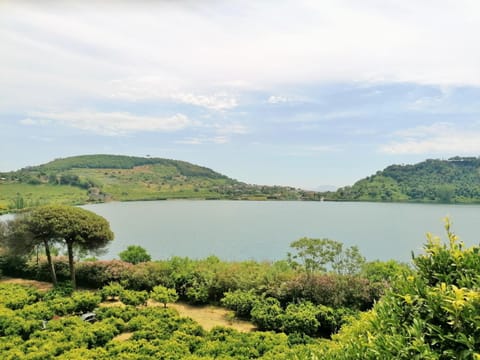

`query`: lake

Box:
[74,200,480,263]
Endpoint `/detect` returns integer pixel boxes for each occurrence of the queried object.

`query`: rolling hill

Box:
[0,155,317,213]
[327,156,480,203]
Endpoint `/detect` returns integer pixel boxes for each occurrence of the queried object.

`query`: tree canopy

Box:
[288,237,365,276]
[26,205,114,287]
[329,157,480,203]
[119,245,151,264]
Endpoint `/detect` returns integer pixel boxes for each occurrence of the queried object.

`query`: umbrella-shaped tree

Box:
[26,205,114,288]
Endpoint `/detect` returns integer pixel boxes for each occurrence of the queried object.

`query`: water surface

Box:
[78,201,480,263]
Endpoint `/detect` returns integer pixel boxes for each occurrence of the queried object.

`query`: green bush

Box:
[71,291,101,313]
[150,285,178,308]
[43,281,74,300]
[280,302,320,336]
[325,220,480,359]
[0,284,41,310]
[250,297,283,331]
[119,290,148,307]
[100,282,125,301]
[221,290,260,318]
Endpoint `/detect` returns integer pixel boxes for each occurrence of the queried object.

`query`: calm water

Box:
[71,200,480,263]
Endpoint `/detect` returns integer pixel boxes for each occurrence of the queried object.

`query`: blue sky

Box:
[1,0,480,189]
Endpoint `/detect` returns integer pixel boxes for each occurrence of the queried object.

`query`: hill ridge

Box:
[0,154,316,213]
[327,156,480,203]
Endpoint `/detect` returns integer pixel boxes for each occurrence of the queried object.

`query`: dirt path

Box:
[168,302,256,332]
[0,277,53,291]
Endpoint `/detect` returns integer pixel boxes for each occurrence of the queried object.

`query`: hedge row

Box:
[0,255,383,310]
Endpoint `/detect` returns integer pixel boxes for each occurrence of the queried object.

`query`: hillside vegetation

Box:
[327,156,480,203]
[0,155,317,213]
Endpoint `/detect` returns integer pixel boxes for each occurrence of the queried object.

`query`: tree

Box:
[288,237,343,275]
[150,285,178,308]
[26,205,114,288]
[119,245,151,264]
[332,245,366,275]
[1,215,55,283]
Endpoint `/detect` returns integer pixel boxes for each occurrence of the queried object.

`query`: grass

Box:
[0,183,88,213]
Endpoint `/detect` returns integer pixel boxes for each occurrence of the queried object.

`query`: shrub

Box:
[0,284,41,310]
[250,297,283,331]
[280,302,320,336]
[43,281,74,300]
[150,285,178,308]
[119,290,148,307]
[221,290,260,318]
[100,282,125,301]
[71,291,101,313]
[76,260,133,288]
[326,220,480,358]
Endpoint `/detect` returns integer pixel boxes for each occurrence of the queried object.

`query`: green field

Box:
[0,183,88,213]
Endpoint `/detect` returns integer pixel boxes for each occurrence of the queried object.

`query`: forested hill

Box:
[327,156,480,203]
[0,154,318,213]
[30,154,228,179]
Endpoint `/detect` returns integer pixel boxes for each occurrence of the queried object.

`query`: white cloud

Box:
[24,111,192,136]
[172,92,238,111]
[380,122,480,155]
[268,96,290,104]
[20,118,51,126]
[2,0,480,112]
[408,87,453,111]
[214,123,248,135]
[176,136,229,145]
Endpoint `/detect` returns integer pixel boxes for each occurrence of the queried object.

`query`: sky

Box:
[1,0,480,190]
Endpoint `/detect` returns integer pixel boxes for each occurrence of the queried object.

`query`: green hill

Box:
[328,156,480,203]
[0,154,316,213]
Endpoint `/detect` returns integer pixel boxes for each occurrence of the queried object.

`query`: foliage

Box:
[361,259,412,283]
[288,237,365,276]
[221,290,260,318]
[119,245,151,264]
[332,245,366,275]
[26,204,114,287]
[250,297,284,331]
[288,237,342,274]
[119,289,149,307]
[322,219,480,358]
[43,281,74,300]
[329,157,480,203]
[0,284,40,310]
[100,282,125,301]
[0,154,320,212]
[6,219,478,360]
[71,291,101,313]
[283,273,381,310]
[150,285,179,308]
[280,302,320,336]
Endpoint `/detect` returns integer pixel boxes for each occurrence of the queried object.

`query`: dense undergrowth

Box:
[1,221,479,358]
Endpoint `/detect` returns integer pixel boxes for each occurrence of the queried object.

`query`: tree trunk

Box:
[67,241,76,288]
[43,238,57,286]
